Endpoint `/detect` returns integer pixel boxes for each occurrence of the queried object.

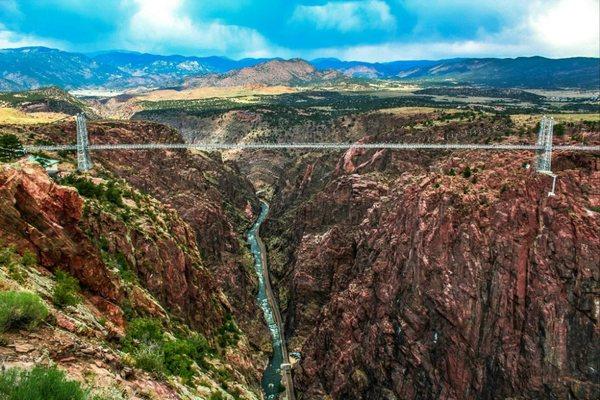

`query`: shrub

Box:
[163,335,212,379]
[52,270,82,308]
[132,343,165,374]
[162,340,195,380]
[122,318,213,379]
[554,123,565,136]
[62,176,104,199]
[462,166,472,179]
[121,318,164,351]
[20,250,37,267]
[217,314,241,348]
[0,291,48,333]
[0,366,87,400]
[61,176,123,207]
[105,183,124,207]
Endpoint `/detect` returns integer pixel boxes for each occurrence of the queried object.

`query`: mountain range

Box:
[0,47,598,91]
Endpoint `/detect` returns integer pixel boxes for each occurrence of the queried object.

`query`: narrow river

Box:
[247,202,285,399]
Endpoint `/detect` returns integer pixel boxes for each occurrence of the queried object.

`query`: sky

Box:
[0,0,598,61]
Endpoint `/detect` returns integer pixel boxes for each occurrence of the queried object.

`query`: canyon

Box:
[0,85,599,400]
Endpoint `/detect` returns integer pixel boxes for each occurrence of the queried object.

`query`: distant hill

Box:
[311,58,437,78]
[184,59,340,88]
[312,57,600,89]
[0,47,267,91]
[91,51,269,80]
[0,47,116,91]
[0,86,96,117]
[0,47,598,91]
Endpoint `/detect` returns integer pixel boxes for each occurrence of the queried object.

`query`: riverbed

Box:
[247,202,285,399]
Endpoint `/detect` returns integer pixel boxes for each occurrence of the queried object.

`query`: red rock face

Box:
[267,146,599,399]
[0,163,122,301]
[18,121,266,345]
[81,121,266,346]
[8,120,269,385]
[0,162,228,332]
[80,197,224,334]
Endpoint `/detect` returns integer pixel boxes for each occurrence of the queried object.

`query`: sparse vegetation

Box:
[52,270,82,308]
[121,318,213,380]
[20,250,37,267]
[102,251,136,284]
[216,313,241,348]
[0,291,48,333]
[0,87,90,116]
[61,176,124,207]
[90,387,128,400]
[208,392,226,400]
[0,245,32,283]
[0,366,87,400]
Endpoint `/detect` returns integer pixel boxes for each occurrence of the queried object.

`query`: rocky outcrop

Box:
[0,161,229,331]
[0,163,122,302]
[16,120,266,346]
[0,160,265,396]
[6,119,270,386]
[265,125,600,399]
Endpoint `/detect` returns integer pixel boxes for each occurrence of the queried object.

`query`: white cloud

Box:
[291,0,396,32]
[122,0,276,57]
[304,40,532,61]
[309,0,599,61]
[0,25,62,49]
[529,0,599,57]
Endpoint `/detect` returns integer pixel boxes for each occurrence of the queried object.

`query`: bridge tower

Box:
[76,113,92,172]
[535,116,554,173]
[535,116,557,196]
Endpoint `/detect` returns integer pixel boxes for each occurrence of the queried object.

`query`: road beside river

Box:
[248,202,295,400]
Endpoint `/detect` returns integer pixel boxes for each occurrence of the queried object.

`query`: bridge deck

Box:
[23,143,600,152]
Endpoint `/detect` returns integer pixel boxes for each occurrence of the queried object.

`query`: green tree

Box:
[462,166,472,179]
[554,123,566,137]
[0,134,24,162]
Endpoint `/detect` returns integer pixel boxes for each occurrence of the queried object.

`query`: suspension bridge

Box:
[6,115,600,195]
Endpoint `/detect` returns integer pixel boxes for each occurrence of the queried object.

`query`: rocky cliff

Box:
[263,116,600,399]
[0,119,270,398]
[0,161,262,398]
[9,120,268,351]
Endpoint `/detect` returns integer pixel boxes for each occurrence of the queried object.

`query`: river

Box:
[247,202,285,399]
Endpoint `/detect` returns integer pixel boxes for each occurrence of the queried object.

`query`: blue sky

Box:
[0,0,598,61]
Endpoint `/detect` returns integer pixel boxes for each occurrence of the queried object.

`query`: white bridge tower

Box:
[76,113,92,172]
[535,116,557,196]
